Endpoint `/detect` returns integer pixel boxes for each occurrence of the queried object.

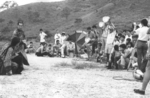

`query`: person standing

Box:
[134,19,150,72]
[134,40,150,95]
[60,32,68,58]
[54,32,61,45]
[39,29,47,45]
[101,16,115,57]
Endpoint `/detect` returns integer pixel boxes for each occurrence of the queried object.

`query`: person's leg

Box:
[137,41,143,70]
[142,63,150,91]
[134,61,150,95]
[12,55,24,74]
[11,62,18,74]
[141,43,148,72]
[36,52,43,56]
[61,44,65,57]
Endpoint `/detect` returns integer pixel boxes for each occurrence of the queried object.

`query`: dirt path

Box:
[0,54,150,98]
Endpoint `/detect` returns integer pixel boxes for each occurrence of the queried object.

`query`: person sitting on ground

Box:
[108,45,121,69]
[126,38,132,46]
[117,44,131,69]
[119,35,126,45]
[0,37,24,75]
[46,44,54,57]
[35,43,51,57]
[53,40,61,57]
[66,40,75,57]
[26,41,35,53]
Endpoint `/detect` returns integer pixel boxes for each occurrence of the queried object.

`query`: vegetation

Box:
[0,0,149,40]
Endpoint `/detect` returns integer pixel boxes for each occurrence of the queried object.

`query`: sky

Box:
[0,0,65,6]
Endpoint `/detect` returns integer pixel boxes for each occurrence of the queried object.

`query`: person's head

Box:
[40,29,43,32]
[114,45,119,51]
[126,38,131,43]
[30,42,33,45]
[126,42,133,48]
[114,36,119,41]
[48,44,52,48]
[120,35,125,42]
[92,25,97,29]
[119,44,126,51]
[61,32,66,36]
[132,35,138,42]
[141,19,148,27]
[17,20,24,29]
[56,40,60,44]
[87,27,92,33]
[10,37,20,49]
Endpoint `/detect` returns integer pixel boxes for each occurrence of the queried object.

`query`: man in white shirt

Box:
[105,28,116,63]
[60,32,68,58]
[67,41,75,57]
[134,19,150,72]
[39,29,47,45]
[54,32,61,45]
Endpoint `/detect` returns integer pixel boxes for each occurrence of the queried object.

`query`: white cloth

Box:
[67,42,75,50]
[135,26,150,41]
[125,35,132,43]
[106,31,116,44]
[54,33,61,40]
[60,36,67,45]
[39,32,47,43]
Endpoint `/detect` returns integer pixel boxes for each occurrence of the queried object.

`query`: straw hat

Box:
[102,16,110,23]
[99,22,105,28]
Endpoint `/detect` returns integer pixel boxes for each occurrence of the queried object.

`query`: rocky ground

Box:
[0,54,150,98]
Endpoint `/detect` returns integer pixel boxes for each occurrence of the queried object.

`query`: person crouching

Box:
[0,37,23,75]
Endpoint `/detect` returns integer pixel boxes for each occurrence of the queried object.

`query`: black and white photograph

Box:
[0,0,150,98]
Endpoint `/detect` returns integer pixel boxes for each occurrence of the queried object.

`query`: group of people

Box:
[0,16,150,95]
[25,30,76,58]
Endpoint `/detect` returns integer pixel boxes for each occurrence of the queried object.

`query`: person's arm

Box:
[4,48,13,67]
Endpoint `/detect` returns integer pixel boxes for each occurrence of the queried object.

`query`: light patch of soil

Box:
[0,54,150,98]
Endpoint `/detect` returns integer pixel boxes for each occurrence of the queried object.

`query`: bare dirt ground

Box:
[0,54,150,98]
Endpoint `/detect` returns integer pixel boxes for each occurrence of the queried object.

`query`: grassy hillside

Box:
[0,0,150,42]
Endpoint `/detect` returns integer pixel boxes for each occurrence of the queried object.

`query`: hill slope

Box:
[0,0,150,41]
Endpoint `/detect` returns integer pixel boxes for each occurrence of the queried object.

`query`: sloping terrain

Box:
[0,0,150,41]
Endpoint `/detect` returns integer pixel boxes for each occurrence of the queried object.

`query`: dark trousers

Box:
[92,41,97,55]
[12,54,24,74]
[137,40,148,72]
[36,52,52,57]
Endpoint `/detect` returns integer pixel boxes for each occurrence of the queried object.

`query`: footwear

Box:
[134,89,145,95]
